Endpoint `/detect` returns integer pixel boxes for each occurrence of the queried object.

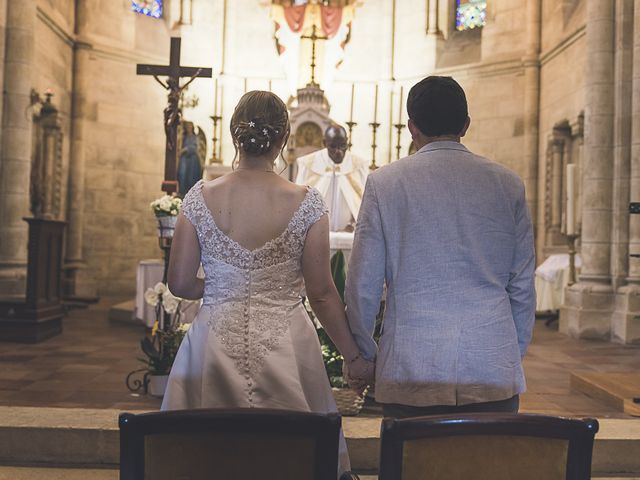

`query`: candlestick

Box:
[349,83,355,122]
[346,120,357,151]
[369,121,380,170]
[397,85,404,123]
[566,164,576,235]
[373,84,378,123]
[210,115,222,164]
[218,85,224,160]
[394,123,406,161]
[567,233,579,285]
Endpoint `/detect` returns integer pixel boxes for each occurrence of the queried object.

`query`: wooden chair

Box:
[119,408,341,480]
[379,413,599,480]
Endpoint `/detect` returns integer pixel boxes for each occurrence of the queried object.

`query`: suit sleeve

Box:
[507,181,536,357]
[345,176,385,361]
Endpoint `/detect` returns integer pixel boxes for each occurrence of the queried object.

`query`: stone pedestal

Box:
[560,283,614,340]
[610,285,640,344]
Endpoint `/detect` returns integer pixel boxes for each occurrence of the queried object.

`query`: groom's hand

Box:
[344,356,375,396]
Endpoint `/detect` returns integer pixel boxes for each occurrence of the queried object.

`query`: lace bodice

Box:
[180,179,328,402]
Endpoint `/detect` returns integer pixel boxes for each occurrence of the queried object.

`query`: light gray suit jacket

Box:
[345,141,535,407]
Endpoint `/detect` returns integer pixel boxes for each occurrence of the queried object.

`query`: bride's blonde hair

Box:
[230,91,290,167]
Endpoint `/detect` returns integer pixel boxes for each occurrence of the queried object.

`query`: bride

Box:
[161,90,372,478]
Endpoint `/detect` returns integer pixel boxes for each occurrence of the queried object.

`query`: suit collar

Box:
[417,141,469,154]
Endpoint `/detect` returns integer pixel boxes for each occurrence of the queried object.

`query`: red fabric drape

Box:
[284,5,307,33]
[320,6,343,39]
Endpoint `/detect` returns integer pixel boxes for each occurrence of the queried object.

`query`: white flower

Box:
[144,288,159,307]
[162,295,180,314]
[153,282,167,295]
[177,323,191,333]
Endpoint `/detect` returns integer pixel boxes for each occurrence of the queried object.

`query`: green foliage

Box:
[139,315,189,375]
[309,250,348,388]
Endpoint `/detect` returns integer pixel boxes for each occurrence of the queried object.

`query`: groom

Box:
[344,76,535,417]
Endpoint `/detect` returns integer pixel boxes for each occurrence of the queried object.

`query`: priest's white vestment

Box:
[295,149,368,231]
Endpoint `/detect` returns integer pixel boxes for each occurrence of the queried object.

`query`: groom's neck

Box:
[415,135,461,151]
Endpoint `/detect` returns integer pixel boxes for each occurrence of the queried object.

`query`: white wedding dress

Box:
[161,180,350,475]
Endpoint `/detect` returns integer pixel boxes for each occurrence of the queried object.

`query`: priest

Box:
[295,124,369,231]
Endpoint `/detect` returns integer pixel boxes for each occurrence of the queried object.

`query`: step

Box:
[0,407,639,475]
[107,300,136,325]
[571,372,640,417]
[0,468,637,480]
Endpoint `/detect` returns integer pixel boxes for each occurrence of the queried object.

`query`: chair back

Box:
[379,413,599,480]
[119,408,341,480]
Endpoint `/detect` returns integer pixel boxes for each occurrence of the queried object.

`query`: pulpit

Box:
[0,92,66,342]
[0,218,66,342]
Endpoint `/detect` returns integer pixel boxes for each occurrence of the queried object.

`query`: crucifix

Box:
[137,37,212,194]
[301,24,328,86]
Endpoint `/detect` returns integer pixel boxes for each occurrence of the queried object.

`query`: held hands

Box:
[343,354,375,396]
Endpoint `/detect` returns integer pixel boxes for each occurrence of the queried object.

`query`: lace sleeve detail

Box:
[297,187,328,234]
[180,179,205,226]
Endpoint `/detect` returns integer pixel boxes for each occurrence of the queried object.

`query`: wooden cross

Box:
[301,25,328,86]
[137,37,212,194]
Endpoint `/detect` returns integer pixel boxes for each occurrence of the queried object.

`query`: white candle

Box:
[398,86,404,123]
[373,84,378,123]
[566,164,576,236]
[213,78,218,116]
[349,83,355,122]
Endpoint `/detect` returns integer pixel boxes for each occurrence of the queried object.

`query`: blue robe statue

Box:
[177,133,203,197]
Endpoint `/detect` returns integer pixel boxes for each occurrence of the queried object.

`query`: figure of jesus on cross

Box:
[137,37,212,194]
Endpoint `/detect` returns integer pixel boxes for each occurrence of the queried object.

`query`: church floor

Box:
[0,300,638,417]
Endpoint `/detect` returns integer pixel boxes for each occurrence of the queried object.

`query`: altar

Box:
[330,231,354,265]
[535,253,582,312]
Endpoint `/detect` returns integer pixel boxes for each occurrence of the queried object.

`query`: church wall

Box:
[536,0,587,256]
[34,2,75,221]
[76,3,175,296]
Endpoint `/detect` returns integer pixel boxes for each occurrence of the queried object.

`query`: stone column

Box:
[560,0,615,339]
[0,0,36,296]
[427,0,439,35]
[0,0,9,158]
[63,1,97,300]
[523,0,541,245]
[612,0,640,343]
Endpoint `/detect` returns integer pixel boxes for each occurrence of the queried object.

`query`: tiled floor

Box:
[0,301,639,417]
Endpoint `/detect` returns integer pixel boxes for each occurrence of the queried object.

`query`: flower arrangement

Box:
[150,195,182,217]
[139,282,196,376]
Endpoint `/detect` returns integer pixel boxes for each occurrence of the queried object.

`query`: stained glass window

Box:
[456,0,487,31]
[132,0,163,19]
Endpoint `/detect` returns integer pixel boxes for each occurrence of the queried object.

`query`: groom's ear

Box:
[408,118,420,140]
[460,116,471,137]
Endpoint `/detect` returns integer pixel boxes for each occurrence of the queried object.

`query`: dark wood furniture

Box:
[379,413,599,480]
[0,217,66,342]
[119,408,341,480]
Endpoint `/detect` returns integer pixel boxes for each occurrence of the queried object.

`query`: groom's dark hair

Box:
[407,76,468,137]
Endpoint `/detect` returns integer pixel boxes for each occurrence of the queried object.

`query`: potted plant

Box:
[140,282,193,397]
[150,195,182,238]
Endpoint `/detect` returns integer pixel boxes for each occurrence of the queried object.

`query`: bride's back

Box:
[201,172,308,252]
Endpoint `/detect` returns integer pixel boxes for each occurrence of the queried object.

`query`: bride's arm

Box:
[167,214,204,300]
[302,214,370,375]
